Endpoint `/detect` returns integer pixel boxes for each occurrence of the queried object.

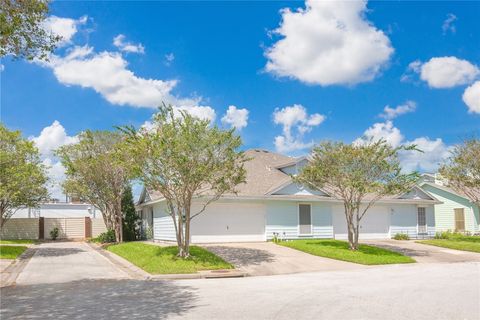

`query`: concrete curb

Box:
[0,248,37,288]
[87,242,247,281]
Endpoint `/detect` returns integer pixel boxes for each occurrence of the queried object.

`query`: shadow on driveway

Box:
[206,246,276,267]
[34,247,85,258]
[0,279,197,319]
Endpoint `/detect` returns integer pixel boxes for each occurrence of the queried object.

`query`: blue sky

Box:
[1,1,479,199]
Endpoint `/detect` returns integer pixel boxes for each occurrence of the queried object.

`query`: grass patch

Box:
[0,246,28,259]
[417,239,480,253]
[0,239,36,245]
[279,239,415,265]
[106,242,233,274]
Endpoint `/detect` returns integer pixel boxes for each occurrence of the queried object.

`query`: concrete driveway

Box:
[203,242,365,276]
[362,239,480,263]
[14,241,128,285]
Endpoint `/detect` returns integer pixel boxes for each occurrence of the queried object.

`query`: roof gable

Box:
[398,186,436,201]
[270,182,329,197]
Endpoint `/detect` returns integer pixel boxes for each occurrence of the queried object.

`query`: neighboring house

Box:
[136,149,441,243]
[11,202,102,219]
[419,173,480,234]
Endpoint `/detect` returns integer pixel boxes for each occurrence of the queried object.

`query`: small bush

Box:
[96,230,116,243]
[393,233,410,240]
[50,227,59,240]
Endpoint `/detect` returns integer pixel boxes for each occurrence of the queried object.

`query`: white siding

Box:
[266,201,333,240]
[191,202,266,243]
[153,203,177,242]
[333,205,391,240]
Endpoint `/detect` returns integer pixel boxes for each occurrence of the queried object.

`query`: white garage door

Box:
[333,205,390,240]
[191,203,266,243]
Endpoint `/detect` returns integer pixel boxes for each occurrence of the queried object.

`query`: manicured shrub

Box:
[50,227,59,240]
[97,229,116,243]
[393,233,410,240]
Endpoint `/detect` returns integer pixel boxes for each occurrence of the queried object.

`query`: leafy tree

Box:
[439,138,480,206]
[122,185,140,241]
[56,130,133,242]
[0,0,60,61]
[0,123,49,228]
[296,140,419,250]
[122,105,247,258]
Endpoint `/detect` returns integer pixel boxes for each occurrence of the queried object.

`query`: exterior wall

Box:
[265,201,333,240]
[44,218,85,239]
[91,218,107,237]
[11,204,102,218]
[0,218,39,240]
[390,205,435,238]
[333,205,392,240]
[152,202,177,242]
[422,185,479,233]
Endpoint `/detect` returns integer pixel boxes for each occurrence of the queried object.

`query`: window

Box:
[417,207,427,234]
[454,208,465,232]
[299,204,312,235]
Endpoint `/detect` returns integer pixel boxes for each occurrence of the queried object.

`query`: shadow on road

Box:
[0,279,197,319]
[206,246,275,267]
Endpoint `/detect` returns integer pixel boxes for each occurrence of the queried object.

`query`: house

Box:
[136,149,441,243]
[12,200,102,219]
[419,173,480,234]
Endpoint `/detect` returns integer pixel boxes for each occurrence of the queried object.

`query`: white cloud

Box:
[379,100,416,120]
[30,120,78,157]
[176,105,216,122]
[30,121,78,200]
[113,34,145,54]
[354,120,404,148]
[40,45,199,109]
[355,121,452,172]
[442,13,457,35]
[273,104,325,153]
[462,81,480,114]
[221,106,249,130]
[265,0,393,86]
[417,57,479,88]
[43,15,87,46]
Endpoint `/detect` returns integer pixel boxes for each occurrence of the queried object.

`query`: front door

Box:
[417,207,427,234]
[299,204,312,235]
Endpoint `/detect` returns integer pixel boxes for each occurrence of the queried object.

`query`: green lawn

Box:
[0,239,36,245]
[0,245,28,259]
[106,242,233,274]
[417,239,480,253]
[278,239,415,265]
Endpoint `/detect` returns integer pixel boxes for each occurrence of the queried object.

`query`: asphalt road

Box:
[2,261,479,320]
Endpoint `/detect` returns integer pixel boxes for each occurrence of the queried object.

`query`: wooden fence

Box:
[0,217,107,240]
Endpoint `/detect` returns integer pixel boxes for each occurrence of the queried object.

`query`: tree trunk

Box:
[184,204,191,258]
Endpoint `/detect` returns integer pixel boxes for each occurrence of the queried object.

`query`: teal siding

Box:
[422,185,479,233]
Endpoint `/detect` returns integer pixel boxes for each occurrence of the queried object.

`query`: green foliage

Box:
[439,138,480,206]
[49,227,59,240]
[279,240,415,265]
[0,124,49,228]
[56,130,134,242]
[434,231,479,242]
[393,233,410,240]
[0,239,36,244]
[121,104,247,257]
[295,140,419,250]
[95,229,116,243]
[0,0,60,60]
[107,242,233,274]
[122,185,140,241]
[145,226,153,240]
[418,239,480,253]
[0,245,27,259]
